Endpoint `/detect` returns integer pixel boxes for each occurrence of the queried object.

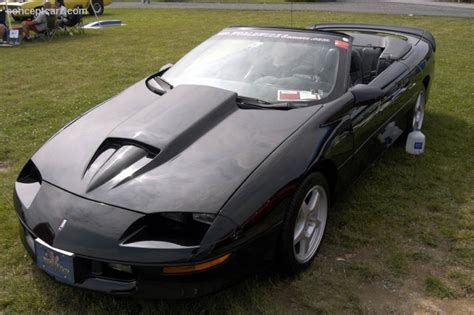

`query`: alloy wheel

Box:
[412,91,426,130]
[293,185,328,263]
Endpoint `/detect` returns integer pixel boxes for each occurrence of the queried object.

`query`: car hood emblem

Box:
[58,219,68,231]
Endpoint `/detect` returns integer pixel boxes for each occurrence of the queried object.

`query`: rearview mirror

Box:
[350,84,384,107]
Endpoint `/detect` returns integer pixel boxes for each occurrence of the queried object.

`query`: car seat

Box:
[360,47,382,84]
[350,49,363,86]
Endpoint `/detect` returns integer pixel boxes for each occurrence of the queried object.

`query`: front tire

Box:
[279,173,329,273]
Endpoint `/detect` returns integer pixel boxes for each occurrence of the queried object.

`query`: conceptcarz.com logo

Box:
[5,7,88,16]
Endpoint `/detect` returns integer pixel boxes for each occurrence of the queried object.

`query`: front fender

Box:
[218,93,354,230]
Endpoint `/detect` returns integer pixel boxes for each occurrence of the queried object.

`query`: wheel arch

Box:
[307,159,338,205]
[88,0,104,15]
[422,75,430,90]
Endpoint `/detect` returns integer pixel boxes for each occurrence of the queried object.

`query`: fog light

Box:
[108,263,132,273]
[162,253,231,274]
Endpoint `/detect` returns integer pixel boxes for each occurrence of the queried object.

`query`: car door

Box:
[350,61,412,174]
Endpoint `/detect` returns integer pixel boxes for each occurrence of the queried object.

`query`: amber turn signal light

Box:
[162,253,232,274]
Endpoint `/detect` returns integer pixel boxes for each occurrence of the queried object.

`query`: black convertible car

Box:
[14,24,435,298]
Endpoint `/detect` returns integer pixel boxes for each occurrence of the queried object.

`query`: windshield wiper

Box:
[145,75,174,95]
[154,76,173,90]
[236,95,293,110]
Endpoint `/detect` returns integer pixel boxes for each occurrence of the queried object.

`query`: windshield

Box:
[162,29,350,103]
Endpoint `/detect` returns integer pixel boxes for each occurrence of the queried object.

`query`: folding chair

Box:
[36,13,58,41]
[0,10,7,42]
[62,5,85,35]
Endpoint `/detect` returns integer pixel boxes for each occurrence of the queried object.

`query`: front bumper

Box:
[20,223,275,298]
[15,181,279,298]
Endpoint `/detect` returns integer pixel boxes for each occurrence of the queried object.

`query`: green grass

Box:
[425,277,456,299]
[1,8,473,313]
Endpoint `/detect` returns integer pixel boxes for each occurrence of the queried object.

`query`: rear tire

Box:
[409,89,426,132]
[279,173,329,274]
[404,88,426,137]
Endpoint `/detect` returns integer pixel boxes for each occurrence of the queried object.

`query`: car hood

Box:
[32,82,322,214]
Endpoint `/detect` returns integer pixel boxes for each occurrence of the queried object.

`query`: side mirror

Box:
[350,84,384,107]
[159,63,174,73]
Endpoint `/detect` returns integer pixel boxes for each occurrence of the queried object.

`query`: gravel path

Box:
[110,1,474,18]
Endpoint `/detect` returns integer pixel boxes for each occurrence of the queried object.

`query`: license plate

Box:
[35,239,75,284]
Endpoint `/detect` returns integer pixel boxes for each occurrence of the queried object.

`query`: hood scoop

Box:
[83,138,159,192]
[107,85,237,161]
[82,85,237,192]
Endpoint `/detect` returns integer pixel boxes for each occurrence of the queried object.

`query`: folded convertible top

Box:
[309,23,436,52]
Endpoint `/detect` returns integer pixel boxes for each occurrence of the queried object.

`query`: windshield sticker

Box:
[216,31,331,43]
[335,40,349,49]
[278,90,320,101]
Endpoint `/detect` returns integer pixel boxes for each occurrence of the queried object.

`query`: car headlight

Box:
[120,212,217,248]
[15,160,42,209]
[192,213,216,225]
[17,160,42,184]
[161,212,216,225]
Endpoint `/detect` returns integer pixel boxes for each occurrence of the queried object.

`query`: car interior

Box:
[346,32,412,86]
